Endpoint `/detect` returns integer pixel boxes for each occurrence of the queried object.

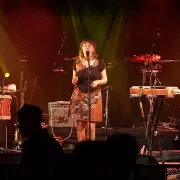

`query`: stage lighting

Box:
[5,73,10,78]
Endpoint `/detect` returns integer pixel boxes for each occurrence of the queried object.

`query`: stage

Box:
[0,127,179,164]
[0,127,179,180]
[50,127,180,151]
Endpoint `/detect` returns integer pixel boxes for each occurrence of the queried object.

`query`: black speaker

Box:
[134,154,165,180]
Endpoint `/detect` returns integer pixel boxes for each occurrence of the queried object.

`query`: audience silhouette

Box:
[17,104,64,177]
[10,105,165,179]
[104,133,139,179]
[72,140,106,180]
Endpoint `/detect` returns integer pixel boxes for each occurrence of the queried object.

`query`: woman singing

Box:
[69,39,107,142]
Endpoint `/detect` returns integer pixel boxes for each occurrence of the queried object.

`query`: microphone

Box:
[86,51,89,58]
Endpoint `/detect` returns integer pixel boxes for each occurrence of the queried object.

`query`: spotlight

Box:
[5,73,10,78]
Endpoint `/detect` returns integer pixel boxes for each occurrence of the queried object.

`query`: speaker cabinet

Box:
[48,101,76,128]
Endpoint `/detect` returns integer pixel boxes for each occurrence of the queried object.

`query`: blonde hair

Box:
[79,39,98,60]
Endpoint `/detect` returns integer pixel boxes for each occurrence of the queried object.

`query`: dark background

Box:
[0,0,180,127]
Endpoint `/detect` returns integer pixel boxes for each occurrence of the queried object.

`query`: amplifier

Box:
[48,101,76,127]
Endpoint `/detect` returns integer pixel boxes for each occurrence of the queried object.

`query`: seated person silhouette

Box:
[104,133,139,180]
[17,104,64,174]
[72,140,106,180]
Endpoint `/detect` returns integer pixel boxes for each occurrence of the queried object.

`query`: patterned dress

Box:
[69,59,105,122]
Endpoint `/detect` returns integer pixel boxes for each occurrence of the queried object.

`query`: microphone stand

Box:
[53,33,68,71]
[87,56,91,140]
[102,86,112,139]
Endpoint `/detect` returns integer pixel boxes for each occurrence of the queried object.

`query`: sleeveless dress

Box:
[69,59,105,122]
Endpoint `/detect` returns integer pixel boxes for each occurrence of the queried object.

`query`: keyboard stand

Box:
[146,97,165,164]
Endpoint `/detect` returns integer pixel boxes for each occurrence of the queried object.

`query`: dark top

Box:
[72,59,105,93]
[20,129,64,170]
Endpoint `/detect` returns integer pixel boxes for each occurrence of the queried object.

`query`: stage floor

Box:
[50,127,180,151]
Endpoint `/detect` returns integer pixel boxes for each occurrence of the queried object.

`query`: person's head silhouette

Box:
[17,104,44,138]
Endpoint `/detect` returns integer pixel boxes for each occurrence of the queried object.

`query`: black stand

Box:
[145,73,160,140]
[87,58,91,140]
[104,86,112,128]
[144,71,164,163]
[136,28,161,128]
[102,86,112,139]
[145,96,165,163]
[53,32,68,72]
[138,63,158,128]
[12,94,20,149]
[20,60,25,109]
[14,55,28,150]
